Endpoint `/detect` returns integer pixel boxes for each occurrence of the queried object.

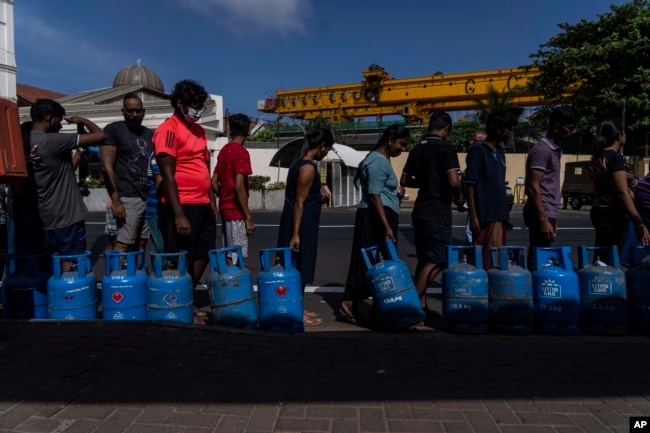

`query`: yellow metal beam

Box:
[259,66,541,124]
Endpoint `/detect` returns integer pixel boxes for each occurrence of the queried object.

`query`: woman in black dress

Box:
[590,117,650,262]
[277,129,334,325]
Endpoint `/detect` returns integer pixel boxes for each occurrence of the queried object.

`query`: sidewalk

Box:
[0,292,648,433]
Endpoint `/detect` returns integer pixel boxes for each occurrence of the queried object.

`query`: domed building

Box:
[18,60,224,139]
[17,61,226,212]
[112,62,165,93]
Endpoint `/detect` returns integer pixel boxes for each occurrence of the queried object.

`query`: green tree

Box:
[250,129,276,142]
[475,85,517,124]
[448,119,483,152]
[525,0,650,154]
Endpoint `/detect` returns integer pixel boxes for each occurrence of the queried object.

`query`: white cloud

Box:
[179,0,313,37]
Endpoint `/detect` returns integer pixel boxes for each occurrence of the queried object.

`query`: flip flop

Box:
[303,312,323,326]
[304,311,324,325]
[337,305,359,326]
[193,313,208,325]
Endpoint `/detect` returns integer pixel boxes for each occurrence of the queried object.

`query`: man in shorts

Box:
[27,99,106,265]
[400,111,463,319]
[153,79,216,324]
[212,113,255,263]
[101,93,154,253]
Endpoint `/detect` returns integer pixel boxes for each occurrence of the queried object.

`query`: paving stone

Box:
[61,419,103,433]
[274,417,330,432]
[386,419,444,432]
[331,418,359,433]
[0,403,46,429]
[53,404,117,421]
[359,408,386,432]
[215,415,249,432]
[15,417,73,433]
[306,406,357,419]
[134,404,175,424]
[163,413,222,429]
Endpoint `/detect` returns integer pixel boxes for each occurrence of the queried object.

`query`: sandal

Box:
[303,311,323,326]
[338,301,360,325]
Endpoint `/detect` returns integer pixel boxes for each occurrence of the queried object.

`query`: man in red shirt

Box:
[212,113,254,263]
[153,79,216,324]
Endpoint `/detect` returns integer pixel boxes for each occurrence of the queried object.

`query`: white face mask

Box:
[183,106,206,123]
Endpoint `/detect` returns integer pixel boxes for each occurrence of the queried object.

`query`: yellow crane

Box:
[259,64,541,124]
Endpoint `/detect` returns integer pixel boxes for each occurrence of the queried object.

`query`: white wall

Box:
[0,0,17,101]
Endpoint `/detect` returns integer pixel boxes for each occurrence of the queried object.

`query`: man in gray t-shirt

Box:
[28,99,106,261]
[523,105,580,270]
[100,93,154,253]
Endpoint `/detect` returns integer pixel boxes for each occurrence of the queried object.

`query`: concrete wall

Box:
[83,188,286,212]
[393,152,592,203]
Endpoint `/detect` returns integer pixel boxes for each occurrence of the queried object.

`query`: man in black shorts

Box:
[401,111,463,318]
[153,80,217,324]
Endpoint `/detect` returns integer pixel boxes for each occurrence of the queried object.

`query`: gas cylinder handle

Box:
[447,245,483,269]
[259,247,295,273]
[361,244,386,271]
[495,246,527,271]
[534,246,573,272]
[52,251,91,278]
[579,245,619,269]
[210,246,246,274]
[150,251,188,278]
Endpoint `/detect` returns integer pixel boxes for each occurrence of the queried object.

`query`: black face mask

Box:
[125,118,143,131]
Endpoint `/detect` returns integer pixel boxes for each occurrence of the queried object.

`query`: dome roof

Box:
[112,62,164,92]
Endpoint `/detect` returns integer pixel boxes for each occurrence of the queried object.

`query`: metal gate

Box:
[329,161,360,207]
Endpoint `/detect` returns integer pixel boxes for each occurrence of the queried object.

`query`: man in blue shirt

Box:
[465,108,519,269]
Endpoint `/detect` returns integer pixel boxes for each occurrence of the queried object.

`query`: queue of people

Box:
[11,87,650,330]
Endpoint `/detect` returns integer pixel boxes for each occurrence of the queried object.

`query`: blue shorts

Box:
[412,219,451,266]
[45,220,87,256]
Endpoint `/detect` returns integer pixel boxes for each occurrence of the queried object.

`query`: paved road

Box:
[84,204,596,288]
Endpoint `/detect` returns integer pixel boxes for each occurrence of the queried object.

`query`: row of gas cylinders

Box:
[1,247,308,333]
[355,241,650,334]
[439,244,650,335]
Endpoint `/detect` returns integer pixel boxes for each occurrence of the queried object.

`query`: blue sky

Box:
[15,0,627,121]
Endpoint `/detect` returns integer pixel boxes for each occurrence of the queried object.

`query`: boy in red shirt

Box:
[212,114,254,262]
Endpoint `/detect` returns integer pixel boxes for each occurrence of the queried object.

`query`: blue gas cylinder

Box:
[532,246,581,335]
[626,246,650,335]
[362,239,424,331]
[577,246,627,335]
[257,247,303,333]
[47,251,98,320]
[442,246,489,334]
[208,246,258,328]
[2,253,51,319]
[488,246,533,334]
[147,251,193,323]
[101,250,148,321]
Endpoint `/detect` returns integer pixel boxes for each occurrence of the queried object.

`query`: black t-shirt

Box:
[102,121,154,200]
[591,149,629,208]
[402,134,461,224]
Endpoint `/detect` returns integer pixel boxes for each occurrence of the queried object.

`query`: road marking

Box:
[86,222,593,230]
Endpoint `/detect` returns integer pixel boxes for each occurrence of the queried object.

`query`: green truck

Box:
[561,160,593,210]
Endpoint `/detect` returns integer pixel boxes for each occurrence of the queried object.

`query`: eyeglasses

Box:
[563,124,577,133]
[123,108,144,114]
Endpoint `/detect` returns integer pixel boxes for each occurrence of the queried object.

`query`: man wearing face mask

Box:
[464,108,519,270]
[100,93,154,253]
[153,79,216,324]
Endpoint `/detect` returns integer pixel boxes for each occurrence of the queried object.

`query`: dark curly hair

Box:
[170,79,208,109]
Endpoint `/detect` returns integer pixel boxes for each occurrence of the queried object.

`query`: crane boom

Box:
[259,65,541,123]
